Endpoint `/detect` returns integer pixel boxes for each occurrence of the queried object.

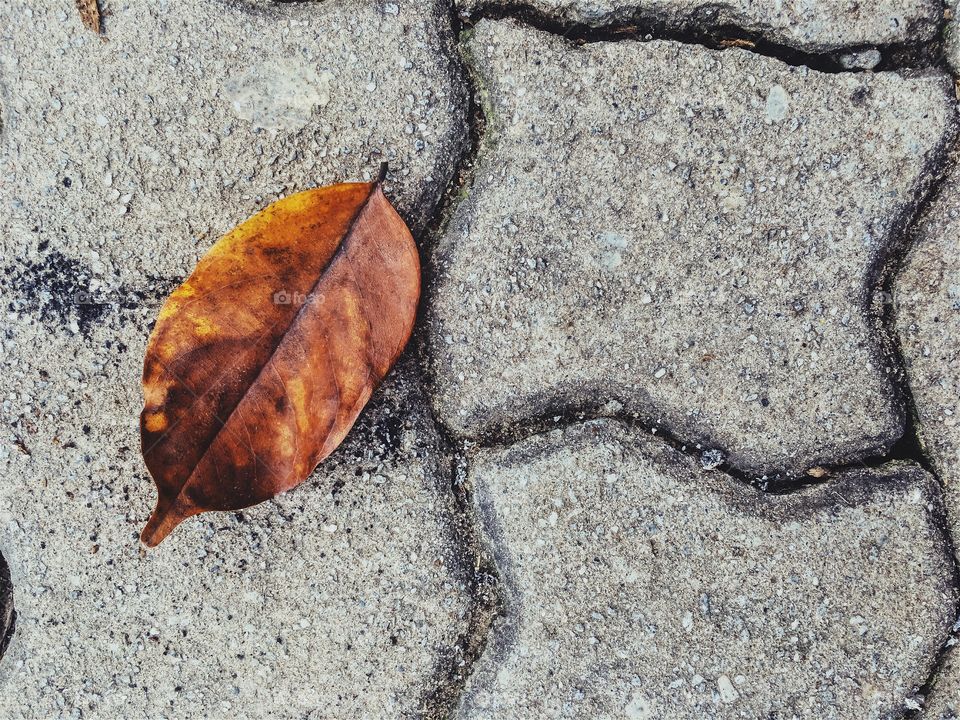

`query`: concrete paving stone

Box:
[896,164,960,554]
[0,0,480,720]
[455,0,941,53]
[459,419,956,719]
[427,19,955,477]
[0,0,468,287]
[894,164,960,718]
[0,281,472,718]
[0,5,475,714]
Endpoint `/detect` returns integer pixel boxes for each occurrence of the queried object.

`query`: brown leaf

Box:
[75,0,101,34]
[139,171,419,546]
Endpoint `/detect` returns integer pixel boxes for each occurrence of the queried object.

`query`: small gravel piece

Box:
[699,448,725,470]
[838,48,882,70]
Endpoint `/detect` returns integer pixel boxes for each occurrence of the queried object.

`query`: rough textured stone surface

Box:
[0,301,472,718]
[0,1,474,716]
[455,0,940,53]
[0,0,467,288]
[460,420,955,719]
[896,167,960,550]
[895,166,960,718]
[3,0,960,715]
[427,19,955,477]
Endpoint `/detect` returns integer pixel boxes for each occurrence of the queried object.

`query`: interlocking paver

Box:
[427,18,955,477]
[0,1,472,717]
[0,313,472,718]
[460,420,955,719]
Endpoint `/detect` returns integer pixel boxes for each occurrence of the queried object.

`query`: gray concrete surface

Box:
[454,0,941,53]
[0,0,473,717]
[1,0,959,718]
[895,165,960,718]
[922,637,960,718]
[0,306,473,718]
[0,0,467,287]
[896,165,960,559]
[427,18,955,479]
[946,0,960,75]
[460,420,955,719]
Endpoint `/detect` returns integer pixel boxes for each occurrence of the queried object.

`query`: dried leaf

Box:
[75,0,101,34]
[140,171,419,546]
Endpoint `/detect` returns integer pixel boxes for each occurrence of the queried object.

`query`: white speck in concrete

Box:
[717,674,739,703]
[765,84,790,122]
[223,62,334,131]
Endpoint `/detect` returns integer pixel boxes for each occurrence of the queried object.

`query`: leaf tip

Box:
[139,500,190,548]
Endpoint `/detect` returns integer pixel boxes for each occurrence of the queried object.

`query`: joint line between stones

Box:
[458,0,950,73]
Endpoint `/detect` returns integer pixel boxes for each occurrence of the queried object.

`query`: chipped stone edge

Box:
[0,554,13,663]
